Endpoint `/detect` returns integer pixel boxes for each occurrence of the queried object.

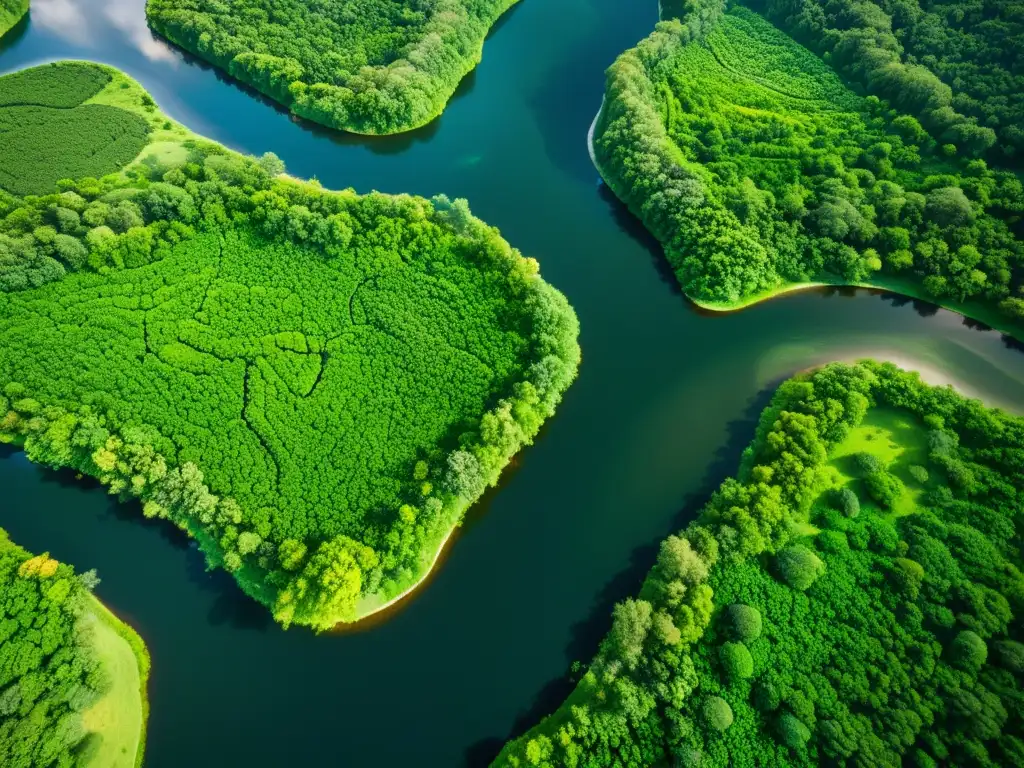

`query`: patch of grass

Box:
[828,407,929,517]
[81,597,148,768]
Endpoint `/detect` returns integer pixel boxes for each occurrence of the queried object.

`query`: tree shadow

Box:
[597,183,681,297]
[462,381,778,766]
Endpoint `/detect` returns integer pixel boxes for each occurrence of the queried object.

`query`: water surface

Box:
[2,1,1024,765]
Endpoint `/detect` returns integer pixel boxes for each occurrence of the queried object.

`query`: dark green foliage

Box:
[727,602,761,641]
[750,0,1024,165]
[950,630,988,672]
[0,529,105,768]
[854,451,883,475]
[593,7,1024,325]
[0,64,150,196]
[776,545,825,590]
[0,63,580,631]
[146,0,517,134]
[496,361,1024,768]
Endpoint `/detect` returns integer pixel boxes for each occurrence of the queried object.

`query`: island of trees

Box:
[0,61,580,630]
[0,0,27,39]
[592,0,1024,333]
[0,527,149,768]
[146,0,518,134]
[496,360,1024,767]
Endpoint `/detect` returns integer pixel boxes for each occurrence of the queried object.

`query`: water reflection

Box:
[28,0,176,61]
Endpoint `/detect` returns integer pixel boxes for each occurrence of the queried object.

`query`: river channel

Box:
[2,0,1024,764]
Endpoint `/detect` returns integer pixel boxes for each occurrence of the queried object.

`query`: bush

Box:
[776,545,825,591]
[949,630,988,672]
[854,452,884,475]
[909,465,929,484]
[720,641,754,680]
[727,603,762,641]
[864,470,905,509]
[994,640,1024,674]
[703,696,734,731]
[778,713,811,749]
[836,486,860,517]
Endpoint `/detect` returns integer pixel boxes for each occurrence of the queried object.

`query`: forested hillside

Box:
[0,62,580,630]
[496,361,1024,767]
[0,0,28,39]
[749,0,1024,166]
[146,0,517,134]
[0,528,148,768]
[593,1,1024,332]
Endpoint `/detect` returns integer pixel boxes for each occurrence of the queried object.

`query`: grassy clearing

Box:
[81,597,149,768]
[826,407,929,517]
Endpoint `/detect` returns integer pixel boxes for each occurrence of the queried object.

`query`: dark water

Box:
[2,1,1024,765]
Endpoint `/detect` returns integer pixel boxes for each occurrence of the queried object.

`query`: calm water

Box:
[2,1,1024,765]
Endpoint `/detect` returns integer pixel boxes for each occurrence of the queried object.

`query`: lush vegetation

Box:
[496,360,1024,767]
[0,62,580,630]
[0,67,151,196]
[593,2,1024,330]
[0,528,148,768]
[749,0,1024,166]
[0,0,27,39]
[146,0,517,134]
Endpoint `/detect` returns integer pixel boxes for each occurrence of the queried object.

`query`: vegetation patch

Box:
[747,0,1023,166]
[0,528,148,768]
[0,64,151,196]
[0,62,580,630]
[593,2,1024,333]
[496,360,1024,767]
[146,0,519,134]
[0,0,27,40]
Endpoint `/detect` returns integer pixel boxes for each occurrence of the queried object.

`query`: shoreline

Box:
[587,100,1024,341]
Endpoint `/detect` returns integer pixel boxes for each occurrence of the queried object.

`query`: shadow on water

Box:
[462,381,779,767]
[0,14,29,55]
[597,183,682,297]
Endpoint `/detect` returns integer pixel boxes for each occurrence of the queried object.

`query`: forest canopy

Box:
[0,527,147,768]
[593,1,1024,332]
[0,62,580,631]
[495,360,1024,767]
[146,0,518,134]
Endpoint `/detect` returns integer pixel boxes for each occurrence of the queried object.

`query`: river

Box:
[2,0,1024,765]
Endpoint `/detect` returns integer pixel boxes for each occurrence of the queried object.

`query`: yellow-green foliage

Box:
[0,0,27,39]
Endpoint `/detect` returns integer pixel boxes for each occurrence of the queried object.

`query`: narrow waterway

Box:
[2,1,1024,765]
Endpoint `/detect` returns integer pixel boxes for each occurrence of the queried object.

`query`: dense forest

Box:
[0,527,141,768]
[496,360,1024,767]
[146,0,517,134]
[0,62,580,630]
[0,0,27,39]
[593,0,1024,330]
[749,0,1024,166]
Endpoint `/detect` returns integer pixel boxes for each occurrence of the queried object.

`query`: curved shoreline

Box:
[587,100,1024,341]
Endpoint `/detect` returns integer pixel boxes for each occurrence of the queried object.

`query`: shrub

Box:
[949,630,988,672]
[778,712,811,749]
[993,640,1024,674]
[854,452,884,475]
[703,696,734,731]
[720,641,754,680]
[864,470,905,509]
[727,603,762,641]
[776,545,825,591]
[836,486,860,517]
[909,465,929,484]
